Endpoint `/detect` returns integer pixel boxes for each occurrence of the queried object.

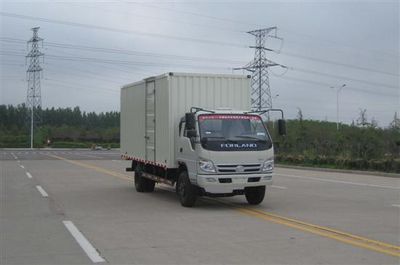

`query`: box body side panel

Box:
[122,73,250,169]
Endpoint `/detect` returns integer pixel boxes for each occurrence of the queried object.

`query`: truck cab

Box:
[174,108,285,207]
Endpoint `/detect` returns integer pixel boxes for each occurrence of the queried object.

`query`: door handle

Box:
[144,136,150,140]
[179,148,183,153]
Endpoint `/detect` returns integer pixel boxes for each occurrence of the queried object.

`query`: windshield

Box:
[198,114,272,151]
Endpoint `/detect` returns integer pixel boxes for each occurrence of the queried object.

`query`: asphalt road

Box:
[1,149,399,264]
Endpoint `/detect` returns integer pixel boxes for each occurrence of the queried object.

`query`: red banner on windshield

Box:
[198,114,261,121]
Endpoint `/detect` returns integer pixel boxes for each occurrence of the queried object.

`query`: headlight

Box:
[199,159,216,173]
[261,160,274,172]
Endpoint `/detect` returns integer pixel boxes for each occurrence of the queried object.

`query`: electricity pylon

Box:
[235,27,285,112]
[26,27,44,149]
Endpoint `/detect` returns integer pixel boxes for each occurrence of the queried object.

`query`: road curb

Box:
[276,164,400,178]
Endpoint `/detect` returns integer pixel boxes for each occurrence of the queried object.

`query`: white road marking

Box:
[11,152,18,159]
[62,221,105,263]
[17,160,20,163]
[276,173,400,190]
[26,172,32,179]
[19,165,25,169]
[392,204,400,208]
[271,185,287,189]
[35,185,48,197]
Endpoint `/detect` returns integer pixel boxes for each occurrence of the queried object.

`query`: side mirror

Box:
[185,113,196,130]
[186,129,197,138]
[278,119,286,136]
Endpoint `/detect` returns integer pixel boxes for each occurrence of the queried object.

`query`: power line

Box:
[45,67,129,86]
[135,2,398,60]
[45,78,119,94]
[279,28,399,60]
[46,47,159,76]
[2,37,397,77]
[44,48,139,81]
[281,51,399,77]
[43,54,231,70]
[0,37,245,64]
[0,12,248,48]
[0,62,24,67]
[134,2,261,29]
[276,75,397,97]
[73,2,244,34]
[44,42,244,64]
[2,7,397,64]
[1,49,397,96]
[291,67,398,90]
[0,50,230,70]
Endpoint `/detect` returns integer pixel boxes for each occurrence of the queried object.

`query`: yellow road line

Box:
[207,198,400,257]
[47,154,133,182]
[50,154,400,258]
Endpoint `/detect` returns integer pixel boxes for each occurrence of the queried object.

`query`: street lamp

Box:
[331,84,346,131]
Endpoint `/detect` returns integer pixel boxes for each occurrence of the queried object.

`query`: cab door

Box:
[176,120,199,184]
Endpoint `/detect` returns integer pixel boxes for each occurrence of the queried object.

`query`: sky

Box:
[0,0,399,127]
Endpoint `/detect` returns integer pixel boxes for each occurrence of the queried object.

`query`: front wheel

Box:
[176,171,197,207]
[245,186,266,205]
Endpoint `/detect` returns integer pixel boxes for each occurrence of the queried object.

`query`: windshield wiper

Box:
[203,136,238,143]
[202,136,225,139]
[233,135,266,141]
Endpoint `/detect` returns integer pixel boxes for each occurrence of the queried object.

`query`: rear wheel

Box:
[144,178,155,192]
[176,170,197,207]
[134,166,155,192]
[245,186,266,205]
[134,166,146,192]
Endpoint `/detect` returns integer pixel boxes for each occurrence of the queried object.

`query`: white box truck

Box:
[121,72,285,207]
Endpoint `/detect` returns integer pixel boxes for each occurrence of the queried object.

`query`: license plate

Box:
[232,176,246,183]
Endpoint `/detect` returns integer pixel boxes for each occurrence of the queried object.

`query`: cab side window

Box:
[179,120,186,137]
[183,122,188,137]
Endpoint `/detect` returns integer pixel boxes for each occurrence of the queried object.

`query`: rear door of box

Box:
[121,82,146,159]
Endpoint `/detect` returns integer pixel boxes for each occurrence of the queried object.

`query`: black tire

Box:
[245,186,266,205]
[176,171,197,207]
[144,178,155,192]
[134,166,155,192]
[134,167,146,192]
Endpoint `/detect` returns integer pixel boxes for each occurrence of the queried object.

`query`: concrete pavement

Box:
[1,149,399,264]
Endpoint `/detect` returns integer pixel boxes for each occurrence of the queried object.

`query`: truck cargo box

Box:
[120,72,251,168]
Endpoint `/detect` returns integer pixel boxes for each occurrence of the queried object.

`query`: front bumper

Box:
[196,173,273,194]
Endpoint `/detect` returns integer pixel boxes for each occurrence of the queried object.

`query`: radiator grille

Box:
[216,164,261,173]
